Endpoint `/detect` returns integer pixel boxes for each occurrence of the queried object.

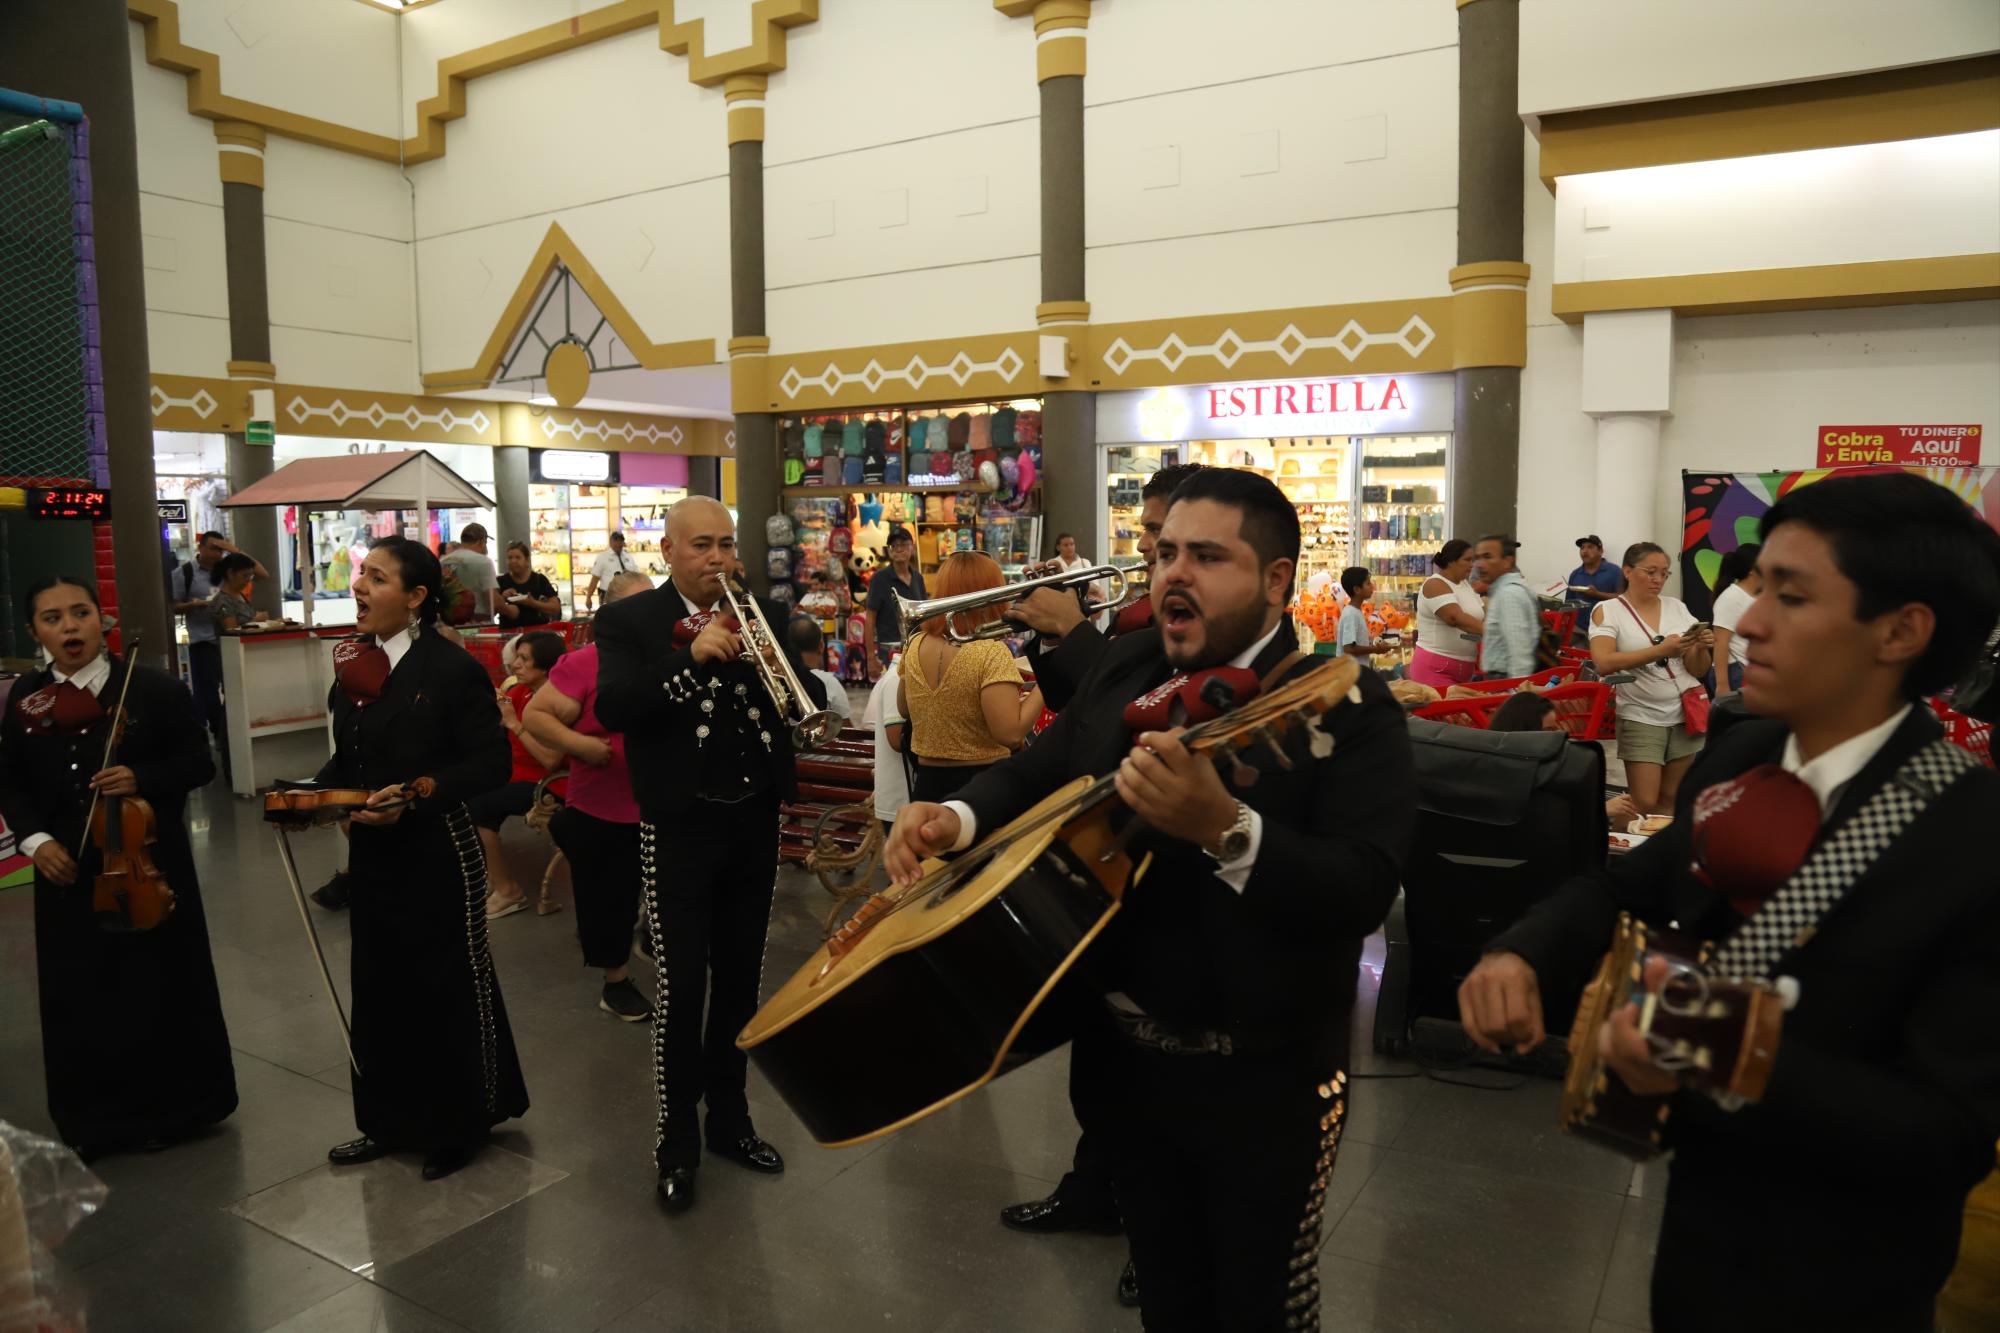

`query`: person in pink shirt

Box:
[521,571,653,1022]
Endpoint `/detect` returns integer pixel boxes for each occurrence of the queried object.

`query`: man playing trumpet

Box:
[594,497,830,1215]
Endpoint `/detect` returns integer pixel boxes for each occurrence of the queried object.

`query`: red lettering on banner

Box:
[1816,424,1981,468]
[1276,384,1299,414]
[1381,378,1406,411]
[1305,382,1328,414]
[1207,389,1226,418]
[1196,378,1419,421]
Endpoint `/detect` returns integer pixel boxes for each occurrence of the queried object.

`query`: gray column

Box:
[0,0,170,665]
[1038,71,1096,563]
[729,136,777,590]
[219,160,280,615]
[687,456,722,500]
[1450,0,1525,544]
[493,445,530,549]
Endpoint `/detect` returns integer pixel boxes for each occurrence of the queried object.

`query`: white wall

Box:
[161,0,400,139]
[1552,131,2000,283]
[1520,0,2000,117]
[1516,301,2000,587]
[133,22,230,378]
[1085,9,1457,323]
[759,0,1043,352]
[406,32,731,374]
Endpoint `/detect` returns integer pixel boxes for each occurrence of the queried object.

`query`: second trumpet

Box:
[896,564,1132,644]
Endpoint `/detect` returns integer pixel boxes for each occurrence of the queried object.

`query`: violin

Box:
[263,778,432,829]
[80,645,176,934]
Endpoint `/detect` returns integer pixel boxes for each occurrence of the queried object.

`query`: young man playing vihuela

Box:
[1461,471,2000,1332]
[889,468,1417,1329]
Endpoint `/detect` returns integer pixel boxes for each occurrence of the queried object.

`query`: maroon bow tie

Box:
[672,610,740,649]
[1112,594,1154,638]
[334,639,392,706]
[1123,666,1261,736]
[1690,763,1822,916]
[17,679,106,734]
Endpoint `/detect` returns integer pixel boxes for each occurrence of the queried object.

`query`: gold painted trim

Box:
[420,221,718,392]
[1087,298,1455,388]
[727,336,772,357]
[217,149,264,188]
[212,121,265,150]
[1031,0,1090,31]
[1451,287,1526,369]
[151,373,714,450]
[763,331,1049,412]
[1038,36,1086,83]
[226,360,277,381]
[1537,55,2000,191]
[727,104,765,145]
[724,73,769,100]
[1449,261,1531,291]
[130,0,819,167]
[1550,253,2000,323]
[1036,300,1091,326]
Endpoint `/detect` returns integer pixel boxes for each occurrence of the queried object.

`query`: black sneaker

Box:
[599,978,653,1023]
[312,871,352,911]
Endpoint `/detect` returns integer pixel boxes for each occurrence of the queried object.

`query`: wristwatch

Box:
[1206,800,1254,863]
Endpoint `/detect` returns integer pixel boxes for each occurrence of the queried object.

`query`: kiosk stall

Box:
[218,452,494,796]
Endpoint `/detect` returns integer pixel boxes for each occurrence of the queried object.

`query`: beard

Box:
[1163,594,1270,670]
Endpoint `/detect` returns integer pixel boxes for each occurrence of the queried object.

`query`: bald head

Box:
[663,496,737,607]
[605,570,651,603]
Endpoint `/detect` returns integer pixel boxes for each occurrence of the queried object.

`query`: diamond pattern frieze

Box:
[1104,314,1438,376]
[152,385,221,421]
[777,344,1031,400]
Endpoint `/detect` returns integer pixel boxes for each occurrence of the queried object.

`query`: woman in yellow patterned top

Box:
[898,552,1045,804]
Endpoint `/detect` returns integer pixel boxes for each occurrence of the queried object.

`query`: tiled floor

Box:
[1,776,1662,1332]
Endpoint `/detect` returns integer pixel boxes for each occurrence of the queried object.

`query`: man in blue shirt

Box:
[1567,534,1622,612]
[1474,534,1540,679]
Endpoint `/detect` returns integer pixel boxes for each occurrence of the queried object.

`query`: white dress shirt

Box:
[941,619,1286,894]
[19,655,115,860]
[1781,704,1912,820]
[380,625,416,671]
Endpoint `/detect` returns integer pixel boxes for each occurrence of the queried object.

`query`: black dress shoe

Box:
[327,1137,387,1165]
[1116,1257,1140,1308]
[999,1193,1123,1235]
[656,1167,697,1213]
[422,1145,478,1181]
[707,1133,784,1174]
[312,871,352,911]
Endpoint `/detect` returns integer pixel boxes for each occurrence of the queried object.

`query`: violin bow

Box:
[72,631,143,863]
[270,822,361,1074]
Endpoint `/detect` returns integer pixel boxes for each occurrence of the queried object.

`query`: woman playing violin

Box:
[317,538,528,1181]
[0,576,237,1157]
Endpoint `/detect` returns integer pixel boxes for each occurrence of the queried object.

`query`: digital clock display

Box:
[29,488,112,520]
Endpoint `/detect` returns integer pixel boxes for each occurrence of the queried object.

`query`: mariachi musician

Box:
[1012,463,1205,712]
[995,461,1205,1306]
[317,538,528,1182]
[594,497,828,1216]
[1462,473,2000,1332]
[0,576,236,1157]
[889,470,1416,1328]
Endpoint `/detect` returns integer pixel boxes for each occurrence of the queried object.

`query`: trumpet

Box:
[720,580,843,752]
[897,563,1134,644]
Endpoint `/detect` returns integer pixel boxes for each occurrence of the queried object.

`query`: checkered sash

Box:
[1710,739,1979,981]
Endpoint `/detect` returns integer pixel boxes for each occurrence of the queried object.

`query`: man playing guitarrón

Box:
[1460,472,2000,1332]
[888,469,1416,1329]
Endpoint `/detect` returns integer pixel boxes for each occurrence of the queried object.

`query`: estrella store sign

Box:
[1817,424,1981,468]
[1103,373,1451,443]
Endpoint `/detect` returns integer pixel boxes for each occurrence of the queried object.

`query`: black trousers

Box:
[549,806,642,970]
[187,640,223,736]
[1051,1021,1119,1217]
[912,759,995,804]
[466,780,537,831]
[641,797,780,1171]
[1102,1035,1342,1332]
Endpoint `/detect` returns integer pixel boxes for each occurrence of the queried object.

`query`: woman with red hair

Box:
[896,551,1045,803]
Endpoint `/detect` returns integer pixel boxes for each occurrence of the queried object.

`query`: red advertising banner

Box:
[1817,424,1981,467]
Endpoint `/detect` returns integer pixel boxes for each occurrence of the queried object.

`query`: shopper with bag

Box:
[1589,541,1714,814]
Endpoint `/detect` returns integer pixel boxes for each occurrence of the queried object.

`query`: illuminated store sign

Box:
[1099,373,1451,442]
[531,448,618,484]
